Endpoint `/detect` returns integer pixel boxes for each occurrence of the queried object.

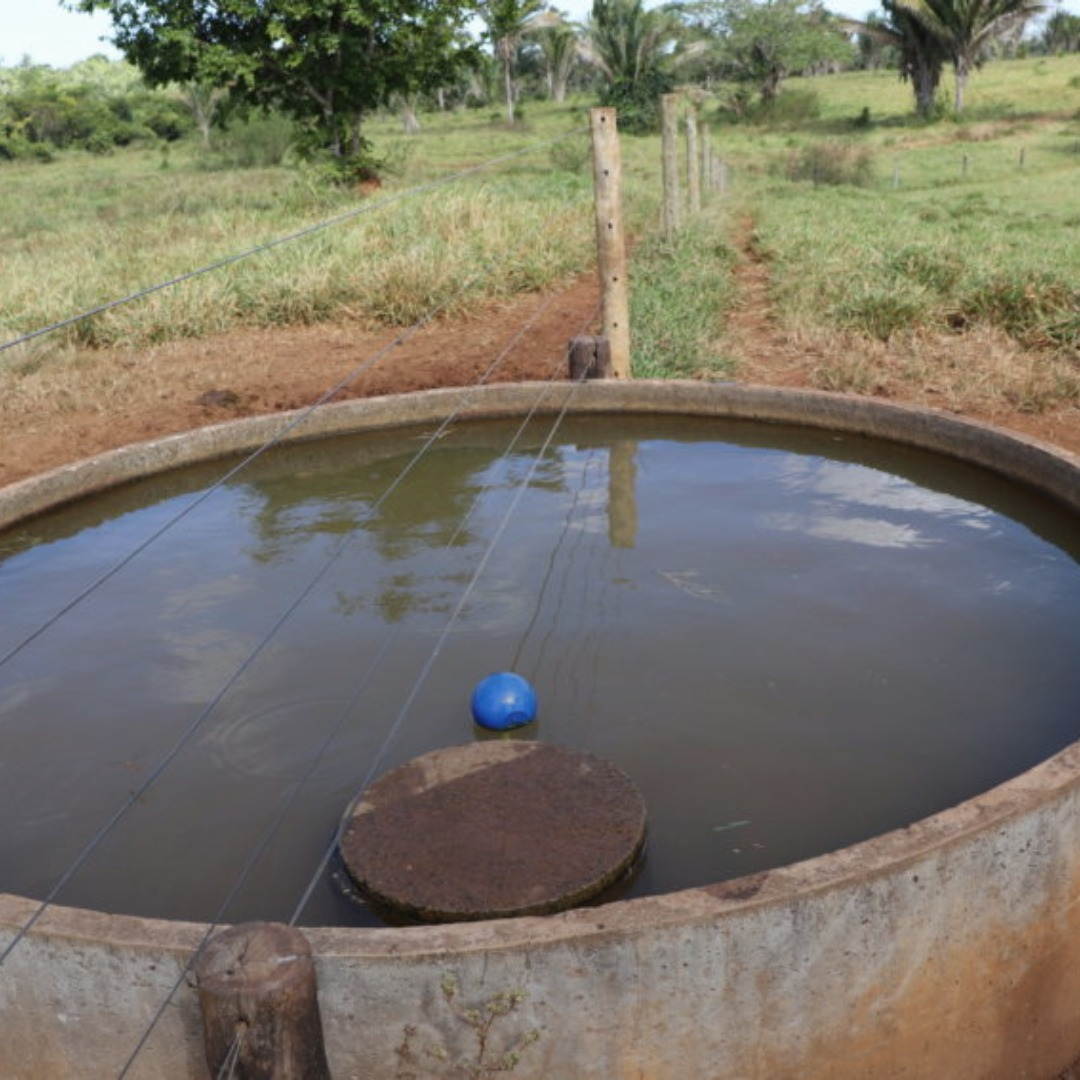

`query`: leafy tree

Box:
[687,0,852,107]
[71,0,481,175]
[0,60,189,156]
[580,0,678,132]
[892,0,1047,111]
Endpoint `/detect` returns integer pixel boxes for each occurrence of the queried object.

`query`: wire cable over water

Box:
[0,284,466,675]
[0,124,599,1069]
[288,321,600,927]
[112,299,599,1077]
[0,276,599,975]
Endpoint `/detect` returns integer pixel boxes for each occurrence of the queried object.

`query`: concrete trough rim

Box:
[3,735,1077,959]
[2,378,1079,960]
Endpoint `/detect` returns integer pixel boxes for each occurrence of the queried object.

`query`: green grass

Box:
[688,52,1080,361]
[741,127,1080,347]
[0,105,602,358]
[630,224,739,378]
[2,53,1080,392]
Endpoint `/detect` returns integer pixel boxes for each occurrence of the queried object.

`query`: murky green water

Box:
[2,414,1079,927]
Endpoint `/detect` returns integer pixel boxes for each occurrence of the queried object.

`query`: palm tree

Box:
[579,0,676,89]
[533,17,582,101]
[894,0,1047,111]
[479,0,548,123]
[1043,10,1080,53]
[843,0,948,118]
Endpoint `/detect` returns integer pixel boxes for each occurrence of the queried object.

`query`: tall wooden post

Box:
[589,108,631,379]
[702,128,715,192]
[686,111,701,216]
[661,94,681,239]
[195,922,331,1080]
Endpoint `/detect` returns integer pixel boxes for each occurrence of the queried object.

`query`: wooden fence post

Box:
[686,110,701,216]
[195,922,331,1080]
[588,108,631,379]
[661,93,681,239]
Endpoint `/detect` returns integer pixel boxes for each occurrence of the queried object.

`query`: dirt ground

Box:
[2,259,1078,490]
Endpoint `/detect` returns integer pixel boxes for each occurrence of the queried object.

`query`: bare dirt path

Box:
[725,214,1080,458]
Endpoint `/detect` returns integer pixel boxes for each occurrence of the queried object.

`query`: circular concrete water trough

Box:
[3,381,1080,1080]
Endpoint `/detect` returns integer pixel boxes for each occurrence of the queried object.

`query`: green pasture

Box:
[1,52,1078,383]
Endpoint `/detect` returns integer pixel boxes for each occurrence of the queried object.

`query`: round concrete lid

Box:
[338,741,647,923]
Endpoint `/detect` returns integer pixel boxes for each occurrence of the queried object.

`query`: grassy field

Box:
[1,53,1079,411]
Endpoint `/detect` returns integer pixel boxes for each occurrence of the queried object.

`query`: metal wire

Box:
[288,304,601,926]
[0,131,580,357]
[215,1026,246,1080]
[0,125,600,1069]
[112,295,591,1078]
[0,131,587,677]
[510,445,604,674]
[0,273,592,972]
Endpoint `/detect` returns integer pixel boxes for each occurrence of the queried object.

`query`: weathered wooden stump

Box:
[195,921,331,1080]
[568,335,612,381]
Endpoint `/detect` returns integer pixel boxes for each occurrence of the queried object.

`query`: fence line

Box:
[0,132,579,358]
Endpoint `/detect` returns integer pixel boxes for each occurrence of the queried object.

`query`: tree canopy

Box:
[674,0,852,108]
[71,0,481,171]
[579,0,678,132]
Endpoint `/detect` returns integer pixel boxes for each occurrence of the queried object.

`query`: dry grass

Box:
[802,324,1080,416]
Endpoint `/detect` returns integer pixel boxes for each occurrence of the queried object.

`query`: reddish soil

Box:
[2,246,1078,490]
[0,275,601,488]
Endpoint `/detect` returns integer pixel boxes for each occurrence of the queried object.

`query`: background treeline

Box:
[3,1,1079,165]
[0,58,191,159]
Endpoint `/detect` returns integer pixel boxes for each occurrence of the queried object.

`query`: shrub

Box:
[598,69,675,135]
[205,114,296,169]
[787,140,876,187]
[830,285,927,340]
[960,274,1078,345]
[888,245,964,293]
[751,88,822,126]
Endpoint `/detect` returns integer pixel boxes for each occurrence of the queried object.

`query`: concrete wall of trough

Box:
[2,383,1080,1079]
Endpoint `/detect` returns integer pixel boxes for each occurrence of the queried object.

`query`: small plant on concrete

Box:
[394,972,541,1079]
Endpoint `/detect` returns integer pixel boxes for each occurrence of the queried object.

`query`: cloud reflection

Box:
[769,459,992,549]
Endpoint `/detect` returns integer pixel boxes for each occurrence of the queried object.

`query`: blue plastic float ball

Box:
[470,672,538,731]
